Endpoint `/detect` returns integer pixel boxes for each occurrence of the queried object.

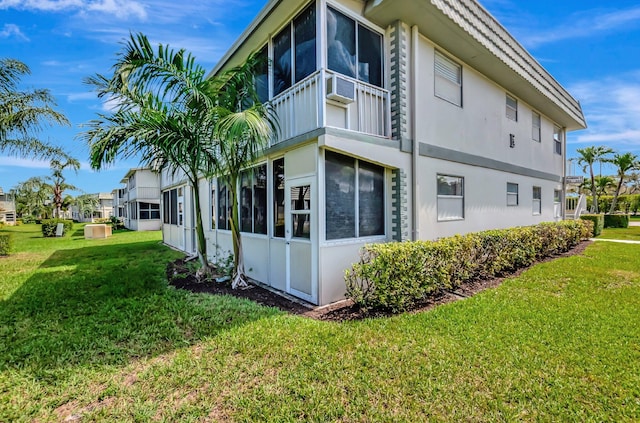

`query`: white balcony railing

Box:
[270,69,390,145]
[129,186,161,201]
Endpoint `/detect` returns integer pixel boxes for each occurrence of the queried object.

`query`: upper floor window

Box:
[327,7,382,87]
[506,94,518,121]
[255,46,269,103]
[437,174,464,221]
[434,51,462,107]
[532,112,541,142]
[273,3,316,97]
[554,126,563,155]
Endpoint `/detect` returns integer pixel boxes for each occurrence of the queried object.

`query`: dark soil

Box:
[167,241,592,322]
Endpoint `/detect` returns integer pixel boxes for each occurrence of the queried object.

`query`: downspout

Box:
[411,25,419,241]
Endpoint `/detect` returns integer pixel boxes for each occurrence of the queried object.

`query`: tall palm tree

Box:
[48,157,80,218]
[575,146,614,213]
[14,177,53,218]
[0,58,70,160]
[81,33,275,284]
[608,152,638,213]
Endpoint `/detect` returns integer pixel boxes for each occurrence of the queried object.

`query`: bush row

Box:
[586,194,640,214]
[0,233,12,255]
[41,219,74,237]
[579,214,604,236]
[345,220,593,313]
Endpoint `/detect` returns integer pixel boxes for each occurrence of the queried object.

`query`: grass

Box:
[1,224,640,421]
[600,224,640,240]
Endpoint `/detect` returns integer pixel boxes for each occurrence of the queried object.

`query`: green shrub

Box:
[345,221,591,313]
[41,219,74,237]
[604,214,629,228]
[579,214,604,237]
[0,233,12,255]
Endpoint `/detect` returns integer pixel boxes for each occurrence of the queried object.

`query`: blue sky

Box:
[1,0,639,194]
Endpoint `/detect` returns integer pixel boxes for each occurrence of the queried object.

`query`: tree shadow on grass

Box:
[0,240,281,379]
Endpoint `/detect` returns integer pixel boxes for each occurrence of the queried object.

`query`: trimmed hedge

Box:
[604,214,629,228]
[0,233,12,255]
[345,220,592,313]
[41,219,74,237]
[579,214,604,237]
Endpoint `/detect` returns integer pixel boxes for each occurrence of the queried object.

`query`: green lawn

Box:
[1,224,639,421]
[600,225,640,241]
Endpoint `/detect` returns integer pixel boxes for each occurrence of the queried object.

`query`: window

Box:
[554,126,563,155]
[437,175,464,220]
[240,164,267,234]
[273,158,285,237]
[506,94,518,121]
[532,112,541,142]
[554,189,562,218]
[434,51,462,106]
[291,185,311,239]
[327,7,383,87]
[533,186,542,215]
[325,151,385,240]
[507,183,519,206]
[255,46,269,103]
[130,202,137,220]
[217,177,231,230]
[210,181,216,230]
[273,3,316,96]
[139,202,160,220]
[162,189,178,224]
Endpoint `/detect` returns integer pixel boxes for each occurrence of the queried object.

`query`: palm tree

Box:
[608,152,638,213]
[48,157,80,218]
[14,177,53,218]
[0,58,70,160]
[75,194,99,220]
[575,146,614,213]
[81,33,276,284]
[625,171,640,194]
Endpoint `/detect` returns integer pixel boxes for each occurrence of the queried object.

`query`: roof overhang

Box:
[365,0,586,131]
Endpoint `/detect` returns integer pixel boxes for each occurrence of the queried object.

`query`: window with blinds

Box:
[506,94,518,121]
[434,51,462,106]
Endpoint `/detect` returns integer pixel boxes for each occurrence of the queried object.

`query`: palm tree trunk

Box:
[610,178,624,214]
[590,166,598,213]
[229,174,248,289]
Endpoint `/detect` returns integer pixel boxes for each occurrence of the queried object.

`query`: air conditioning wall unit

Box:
[326,74,355,104]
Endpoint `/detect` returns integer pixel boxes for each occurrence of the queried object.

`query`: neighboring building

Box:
[72,192,114,222]
[0,188,16,225]
[117,168,161,231]
[161,0,586,305]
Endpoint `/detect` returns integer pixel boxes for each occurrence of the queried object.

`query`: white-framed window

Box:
[507,182,519,206]
[273,157,285,238]
[532,186,542,215]
[325,151,385,240]
[210,180,216,230]
[240,164,268,235]
[532,112,541,142]
[434,51,462,107]
[554,126,563,155]
[327,6,383,88]
[437,174,464,221]
[139,202,160,220]
[554,189,562,219]
[506,94,518,121]
[162,189,178,225]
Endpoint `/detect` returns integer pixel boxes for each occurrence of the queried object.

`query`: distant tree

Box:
[75,194,99,220]
[608,152,639,213]
[81,33,276,287]
[48,157,80,218]
[0,58,70,160]
[14,177,52,218]
[625,171,640,194]
[575,146,614,213]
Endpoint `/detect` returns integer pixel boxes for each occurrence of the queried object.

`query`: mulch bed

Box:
[167,241,592,322]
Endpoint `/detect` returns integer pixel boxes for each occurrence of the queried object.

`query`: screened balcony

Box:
[255,2,391,146]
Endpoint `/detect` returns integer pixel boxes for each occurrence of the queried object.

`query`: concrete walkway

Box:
[591,238,640,244]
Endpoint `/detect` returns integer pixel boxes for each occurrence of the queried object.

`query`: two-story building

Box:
[161,0,586,306]
[115,168,162,231]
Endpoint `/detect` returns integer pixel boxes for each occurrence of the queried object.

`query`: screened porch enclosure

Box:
[256,1,391,145]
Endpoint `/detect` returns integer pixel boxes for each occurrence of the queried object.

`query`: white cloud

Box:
[0,23,29,41]
[0,0,146,20]
[520,6,640,47]
[0,156,51,169]
[568,73,640,152]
